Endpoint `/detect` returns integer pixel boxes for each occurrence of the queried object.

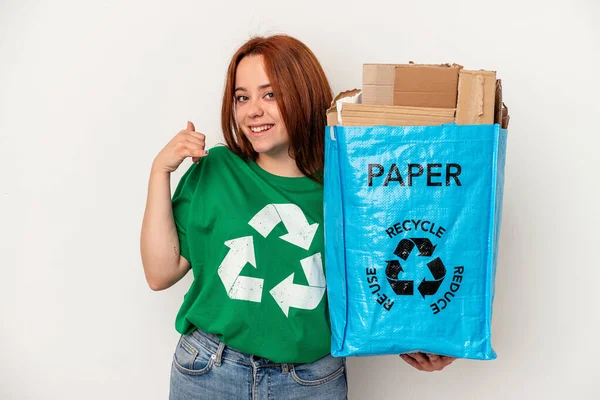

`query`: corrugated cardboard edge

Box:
[495,79,510,129]
[342,103,455,115]
[328,101,455,127]
[394,62,464,69]
[494,79,503,125]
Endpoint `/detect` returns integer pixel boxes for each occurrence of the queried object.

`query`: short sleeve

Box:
[171,161,202,262]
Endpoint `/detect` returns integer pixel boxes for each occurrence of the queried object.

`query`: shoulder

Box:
[206,145,231,157]
[174,146,241,193]
[204,145,243,163]
[175,146,236,183]
[188,145,251,179]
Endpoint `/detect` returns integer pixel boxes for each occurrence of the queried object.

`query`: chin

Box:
[252,142,289,157]
[242,129,289,157]
[252,144,278,155]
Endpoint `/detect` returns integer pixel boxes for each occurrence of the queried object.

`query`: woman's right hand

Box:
[152,121,208,173]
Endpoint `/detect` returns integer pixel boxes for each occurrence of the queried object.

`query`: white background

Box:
[2,0,599,399]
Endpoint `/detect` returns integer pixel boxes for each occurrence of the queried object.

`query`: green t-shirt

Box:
[171,146,330,363]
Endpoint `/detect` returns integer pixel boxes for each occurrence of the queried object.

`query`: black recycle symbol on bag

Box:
[385,238,446,298]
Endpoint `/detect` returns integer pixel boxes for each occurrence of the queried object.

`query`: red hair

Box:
[221,35,333,183]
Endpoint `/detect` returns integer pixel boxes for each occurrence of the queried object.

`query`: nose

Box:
[247,97,264,118]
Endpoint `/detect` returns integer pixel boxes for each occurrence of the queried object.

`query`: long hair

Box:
[221,35,333,183]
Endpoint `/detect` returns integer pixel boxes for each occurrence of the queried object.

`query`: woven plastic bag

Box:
[324,124,507,360]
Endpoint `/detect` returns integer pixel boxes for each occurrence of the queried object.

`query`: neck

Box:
[256,152,304,177]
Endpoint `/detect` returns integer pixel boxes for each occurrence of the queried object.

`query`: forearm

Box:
[140,165,188,290]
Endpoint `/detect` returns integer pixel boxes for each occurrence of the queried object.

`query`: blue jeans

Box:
[169,328,348,400]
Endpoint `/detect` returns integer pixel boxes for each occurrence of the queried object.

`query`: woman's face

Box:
[234,55,290,159]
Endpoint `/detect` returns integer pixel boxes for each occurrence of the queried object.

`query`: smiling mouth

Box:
[249,124,274,134]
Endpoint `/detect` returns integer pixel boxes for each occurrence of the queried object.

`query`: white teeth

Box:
[250,125,273,133]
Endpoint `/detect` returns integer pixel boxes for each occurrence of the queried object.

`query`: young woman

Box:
[141,34,453,400]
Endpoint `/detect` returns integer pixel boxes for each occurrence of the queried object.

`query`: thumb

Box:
[187,121,195,132]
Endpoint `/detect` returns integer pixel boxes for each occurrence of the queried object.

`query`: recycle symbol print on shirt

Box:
[217,203,326,317]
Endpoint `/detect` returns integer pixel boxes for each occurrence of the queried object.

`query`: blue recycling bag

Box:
[324,124,507,360]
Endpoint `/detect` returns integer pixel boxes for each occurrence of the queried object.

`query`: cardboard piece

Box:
[394,64,462,108]
[339,103,455,126]
[455,70,497,125]
[327,90,455,126]
[363,64,396,105]
[332,62,509,128]
[363,63,462,108]
[326,89,362,126]
[501,103,510,129]
[494,79,503,125]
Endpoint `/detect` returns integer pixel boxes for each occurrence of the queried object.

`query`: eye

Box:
[236,95,249,103]
[264,92,275,100]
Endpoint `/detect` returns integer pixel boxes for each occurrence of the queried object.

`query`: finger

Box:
[185,146,209,161]
[178,130,206,147]
[175,144,201,159]
[184,143,207,157]
[411,352,430,367]
[185,134,206,147]
[187,121,195,132]
[399,354,423,371]
[425,354,444,370]
[188,131,206,141]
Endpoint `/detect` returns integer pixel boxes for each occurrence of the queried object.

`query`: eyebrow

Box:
[235,83,272,92]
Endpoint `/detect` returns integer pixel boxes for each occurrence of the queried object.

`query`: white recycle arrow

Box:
[248,204,318,250]
[217,236,263,302]
[269,253,326,317]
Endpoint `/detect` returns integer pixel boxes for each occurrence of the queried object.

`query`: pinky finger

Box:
[191,150,209,164]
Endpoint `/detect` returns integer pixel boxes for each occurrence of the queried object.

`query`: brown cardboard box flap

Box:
[363,64,396,105]
[455,69,497,125]
[393,63,462,108]
[363,85,394,106]
[363,64,397,85]
[363,63,462,107]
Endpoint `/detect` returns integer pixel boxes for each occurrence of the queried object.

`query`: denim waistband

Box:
[186,328,292,370]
